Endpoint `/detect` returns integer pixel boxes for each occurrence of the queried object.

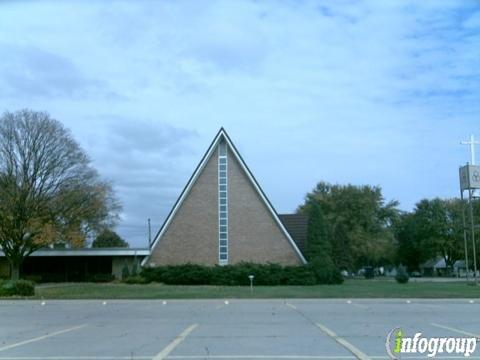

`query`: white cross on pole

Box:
[461,134,480,165]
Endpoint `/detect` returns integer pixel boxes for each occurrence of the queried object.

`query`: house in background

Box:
[143,128,307,267]
[0,248,149,281]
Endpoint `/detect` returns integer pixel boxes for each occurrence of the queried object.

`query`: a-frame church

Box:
[142,128,307,267]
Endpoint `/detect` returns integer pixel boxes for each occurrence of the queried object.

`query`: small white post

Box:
[248,275,254,292]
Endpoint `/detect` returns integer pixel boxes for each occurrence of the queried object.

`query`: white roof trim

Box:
[0,248,150,257]
[143,128,307,266]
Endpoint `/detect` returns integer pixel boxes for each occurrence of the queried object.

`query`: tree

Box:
[305,202,331,260]
[394,212,426,271]
[299,181,399,271]
[396,198,474,273]
[304,202,342,284]
[0,110,120,279]
[92,229,129,248]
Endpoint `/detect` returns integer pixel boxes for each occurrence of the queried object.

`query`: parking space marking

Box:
[153,324,198,360]
[315,323,371,360]
[431,323,480,338]
[0,324,87,353]
[285,303,297,310]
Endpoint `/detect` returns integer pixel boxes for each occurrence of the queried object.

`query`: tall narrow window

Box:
[218,140,228,265]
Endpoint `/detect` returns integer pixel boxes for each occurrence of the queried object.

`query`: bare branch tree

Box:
[0,109,121,279]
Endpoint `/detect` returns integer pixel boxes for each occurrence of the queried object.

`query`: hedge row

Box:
[140,263,343,286]
[0,280,35,297]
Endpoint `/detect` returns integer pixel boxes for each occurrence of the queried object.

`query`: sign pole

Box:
[469,189,478,285]
[460,190,470,282]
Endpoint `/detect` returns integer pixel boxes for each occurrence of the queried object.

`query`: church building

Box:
[143,128,307,267]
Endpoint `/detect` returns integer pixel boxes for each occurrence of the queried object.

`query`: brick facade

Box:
[228,154,302,265]
[147,131,304,266]
[148,148,219,266]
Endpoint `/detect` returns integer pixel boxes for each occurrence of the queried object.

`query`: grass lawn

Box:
[31,279,480,299]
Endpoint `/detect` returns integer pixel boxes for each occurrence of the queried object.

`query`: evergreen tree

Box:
[305,202,343,284]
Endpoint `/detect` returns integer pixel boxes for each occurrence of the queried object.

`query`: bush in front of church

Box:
[141,262,340,286]
[0,279,35,297]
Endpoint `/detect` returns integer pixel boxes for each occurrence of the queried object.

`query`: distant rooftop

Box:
[278,214,308,255]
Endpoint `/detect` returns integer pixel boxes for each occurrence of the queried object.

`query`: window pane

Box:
[220,198,227,205]
[219,185,227,191]
[220,254,227,260]
[219,191,227,198]
[219,141,227,156]
[219,164,226,171]
[220,246,228,253]
[219,157,226,164]
[220,205,227,212]
[220,233,227,239]
[219,171,226,178]
[219,178,226,185]
[220,226,227,232]
[219,212,227,219]
[220,219,227,225]
[220,240,227,246]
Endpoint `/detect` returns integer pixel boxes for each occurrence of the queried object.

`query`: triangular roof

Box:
[142,128,307,265]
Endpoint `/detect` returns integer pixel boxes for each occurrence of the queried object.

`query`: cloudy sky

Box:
[0,1,479,247]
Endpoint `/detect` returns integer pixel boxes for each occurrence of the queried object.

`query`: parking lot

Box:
[0,299,479,359]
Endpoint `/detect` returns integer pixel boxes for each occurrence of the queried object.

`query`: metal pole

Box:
[461,190,470,282]
[469,189,478,284]
[148,218,152,247]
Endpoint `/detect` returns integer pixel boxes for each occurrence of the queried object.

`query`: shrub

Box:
[23,275,42,284]
[0,280,35,297]
[395,266,409,284]
[123,275,150,284]
[131,260,139,276]
[121,263,130,280]
[40,273,67,283]
[161,264,213,285]
[141,263,338,286]
[89,274,115,283]
[308,258,344,285]
[283,266,317,285]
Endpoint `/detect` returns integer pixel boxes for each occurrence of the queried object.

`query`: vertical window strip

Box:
[218,141,228,265]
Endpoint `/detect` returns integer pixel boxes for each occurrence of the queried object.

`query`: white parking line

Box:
[315,323,370,360]
[285,303,297,310]
[431,323,480,338]
[0,324,87,353]
[153,324,198,360]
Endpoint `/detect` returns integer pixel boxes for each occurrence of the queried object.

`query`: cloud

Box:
[0,43,121,100]
[108,119,197,154]
[0,0,479,245]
